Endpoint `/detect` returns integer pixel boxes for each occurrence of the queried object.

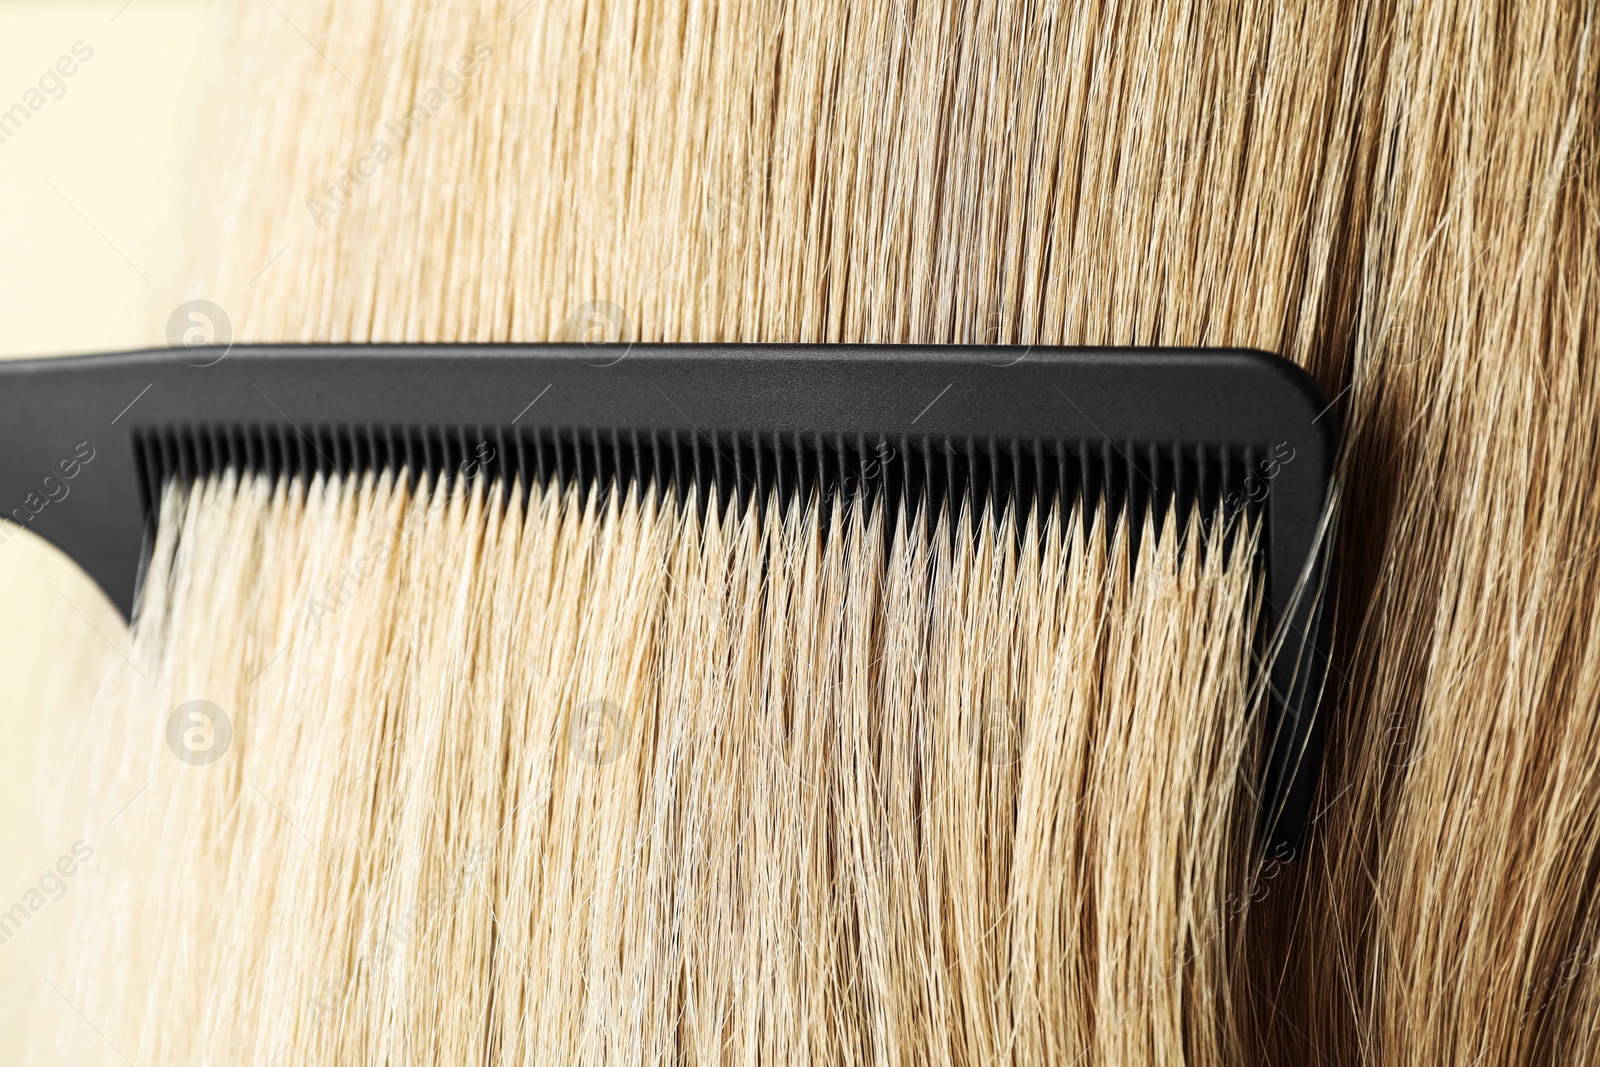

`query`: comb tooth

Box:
[328,425,344,483]
[588,426,601,510]
[731,429,744,519]
[837,434,847,527]
[708,428,721,521]
[629,428,642,508]
[539,428,553,502]
[189,426,207,488]
[306,424,321,491]
[648,428,664,511]
[243,426,260,490]
[1074,439,1090,538]
[669,429,680,513]
[1092,439,1105,530]
[553,426,569,505]
[934,441,947,547]
[175,426,195,490]
[1123,440,1140,560]
[902,435,915,534]
[290,424,308,492]
[609,426,624,509]
[220,425,236,485]
[646,427,660,511]
[993,436,1007,541]
[576,426,590,511]
[1053,439,1063,532]
[345,425,359,487]
[753,431,768,523]
[261,425,278,494]
[875,433,887,522]
[1014,437,1030,534]
[573,426,585,508]
[400,427,415,496]
[806,435,819,531]
[386,425,397,490]
[568,426,581,510]
[376,425,390,492]
[744,432,752,519]
[1220,442,1237,557]
[964,438,978,533]
[979,436,994,525]
[810,433,824,531]
[689,428,703,522]
[430,425,443,496]
[196,426,213,487]
[1149,439,1160,531]
[793,429,806,521]
[1011,437,1024,531]
[133,431,156,525]
[510,424,527,506]
[757,430,771,522]
[919,434,935,536]
[802,429,815,521]
[307,426,319,488]
[852,432,865,519]
[732,429,744,521]
[835,432,848,521]
[1240,443,1255,532]
[423,427,440,500]
[569,425,582,505]
[1171,440,1187,535]
[492,424,507,506]
[770,430,784,519]
[382,424,395,490]
[211,425,228,486]
[791,430,803,521]
[689,429,705,524]
[163,428,180,498]
[610,427,625,508]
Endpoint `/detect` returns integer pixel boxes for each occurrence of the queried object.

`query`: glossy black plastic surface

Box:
[0,343,1335,853]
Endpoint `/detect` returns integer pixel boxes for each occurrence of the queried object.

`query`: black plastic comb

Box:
[0,344,1335,855]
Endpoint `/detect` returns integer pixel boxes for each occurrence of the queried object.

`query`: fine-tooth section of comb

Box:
[0,343,1334,854]
[129,423,1261,548]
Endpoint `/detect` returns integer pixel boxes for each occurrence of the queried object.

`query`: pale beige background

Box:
[0,0,214,1040]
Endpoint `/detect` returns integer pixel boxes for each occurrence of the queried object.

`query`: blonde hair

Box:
[11,0,1600,1062]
